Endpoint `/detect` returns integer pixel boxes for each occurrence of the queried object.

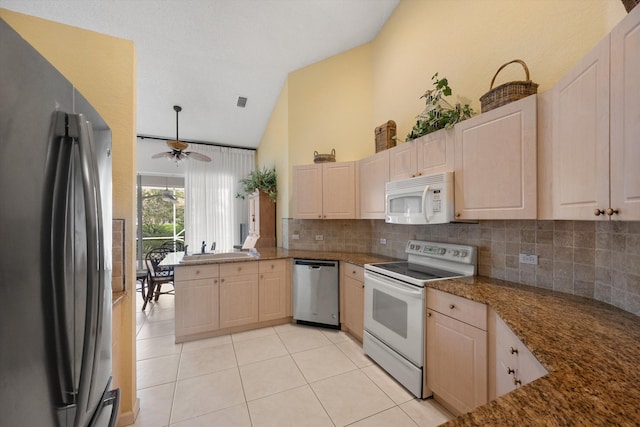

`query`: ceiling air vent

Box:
[237,96,248,108]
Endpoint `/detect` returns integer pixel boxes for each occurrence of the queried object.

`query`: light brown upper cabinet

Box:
[389,129,454,182]
[358,150,389,219]
[454,95,537,220]
[610,8,640,220]
[293,161,356,219]
[551,8,640,221]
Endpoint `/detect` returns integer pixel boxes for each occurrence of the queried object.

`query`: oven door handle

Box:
[421,185,431,223]
[365,271,424,296]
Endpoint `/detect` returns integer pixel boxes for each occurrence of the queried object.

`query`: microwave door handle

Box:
[422,185,431,223]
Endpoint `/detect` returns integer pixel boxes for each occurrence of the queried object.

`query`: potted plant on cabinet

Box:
[405,73,475,141]
[236,166,277,202]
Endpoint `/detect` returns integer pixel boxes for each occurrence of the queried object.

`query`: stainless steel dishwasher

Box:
[293,259,340,328]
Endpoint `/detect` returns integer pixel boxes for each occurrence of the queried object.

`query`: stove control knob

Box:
[453,250,460,256]
[460,250,468,257]
[439,248,446,255]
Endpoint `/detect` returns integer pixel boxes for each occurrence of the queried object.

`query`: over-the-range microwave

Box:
[385,171,454,225]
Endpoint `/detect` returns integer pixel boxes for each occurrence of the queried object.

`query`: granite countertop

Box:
[165,247,640,423]
[428,276,640,426]
[166,247,397,268]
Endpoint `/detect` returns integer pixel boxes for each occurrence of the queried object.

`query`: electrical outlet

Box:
[519,253,538,265]
[292,234,300,240]
[380,238,387,245]
[315,235,324,241]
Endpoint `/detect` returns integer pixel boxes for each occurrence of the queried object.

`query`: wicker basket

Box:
[480,60,538,113]
[375,120,397,153]
[622,0,639,12]
[313,148,336,163]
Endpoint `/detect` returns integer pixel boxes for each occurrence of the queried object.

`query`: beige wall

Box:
[256,80,289,245]
[372,0,626,140]
[258,0,627,245]
[0,9,138,425]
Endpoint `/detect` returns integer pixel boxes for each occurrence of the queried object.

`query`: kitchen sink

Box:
[180,251,256,263]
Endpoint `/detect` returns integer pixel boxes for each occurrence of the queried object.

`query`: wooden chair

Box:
[142,247,174,310]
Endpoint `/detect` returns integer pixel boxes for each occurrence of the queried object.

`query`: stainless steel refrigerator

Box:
[0,18,119,426]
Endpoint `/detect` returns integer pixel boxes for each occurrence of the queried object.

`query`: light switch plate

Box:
[380,238,387,245]
[292,234,300,240]
[315,235,324,241]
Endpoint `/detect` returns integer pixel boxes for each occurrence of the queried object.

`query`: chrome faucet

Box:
[201,241,206,254]
[210,242,216,252]
[184,244,189,255]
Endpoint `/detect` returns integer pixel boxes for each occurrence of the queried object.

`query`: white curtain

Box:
[184,145,254,253]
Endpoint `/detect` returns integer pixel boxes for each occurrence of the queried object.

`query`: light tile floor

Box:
[132,292,453,427]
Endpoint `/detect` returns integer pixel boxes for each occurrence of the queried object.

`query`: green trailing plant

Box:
[236,166,277,202]
[406,73,475,141]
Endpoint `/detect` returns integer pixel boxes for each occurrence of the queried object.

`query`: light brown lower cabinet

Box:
[258,259,289,321]
[175,264,220,337]
[340,262,364,341]
[219,261,259,329]
[426,288,487,415]
[175,259,291,342]
[488,309,548,400]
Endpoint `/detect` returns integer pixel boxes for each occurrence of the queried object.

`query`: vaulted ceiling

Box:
[1,0,399,149]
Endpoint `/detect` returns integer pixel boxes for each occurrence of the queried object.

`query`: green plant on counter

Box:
[406,73,475,141]
[236,166,277,202]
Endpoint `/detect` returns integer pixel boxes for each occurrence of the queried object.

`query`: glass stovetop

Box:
[371,262,462,281]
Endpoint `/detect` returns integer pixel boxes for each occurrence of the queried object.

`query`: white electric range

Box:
[363,240,476,398]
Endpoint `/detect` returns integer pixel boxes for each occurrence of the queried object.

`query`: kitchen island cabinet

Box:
[219,262,259,329]
[175,264,220,338]
[174,260,290,342]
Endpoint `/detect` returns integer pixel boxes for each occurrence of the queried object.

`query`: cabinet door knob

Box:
[352,270,356,274]
[510,347,519,355]
[318,215,322,219]
[594,209,605,216]
[449,304,455,309]
[221,278,224,283]
[514,378,522,386]
[456,213,461,218]
[507,367,515,375]
[213,279,218,284]
[606,208,619,216]
[427,312,432,317]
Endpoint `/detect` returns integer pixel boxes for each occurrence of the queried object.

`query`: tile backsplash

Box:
[284,218,640,316]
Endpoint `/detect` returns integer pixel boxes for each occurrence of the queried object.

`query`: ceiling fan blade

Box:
[152,151,173,159]
[184,151,212,162]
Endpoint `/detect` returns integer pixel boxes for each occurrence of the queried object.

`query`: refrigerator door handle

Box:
[69,113,106,422]
[45,111,77,405]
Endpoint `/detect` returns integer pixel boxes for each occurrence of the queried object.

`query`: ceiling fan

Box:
[152,105,212,163]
